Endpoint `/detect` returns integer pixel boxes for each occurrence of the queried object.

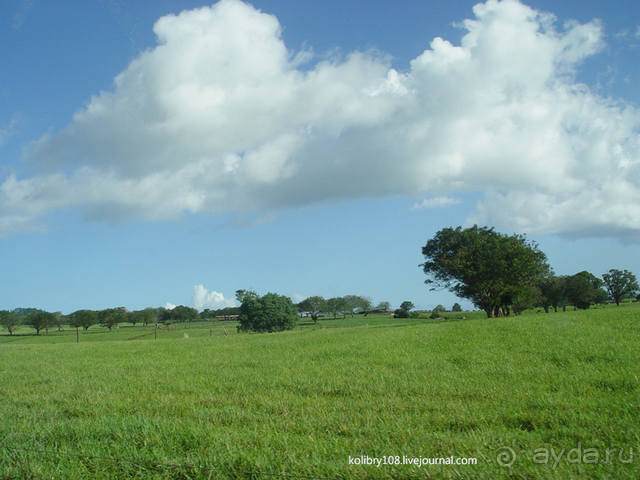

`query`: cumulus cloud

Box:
[193,284,237,311]
[165,302,176,310]
[2,0,640,240]
[412,196,461,209]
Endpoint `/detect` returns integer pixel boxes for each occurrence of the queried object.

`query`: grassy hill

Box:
[1,305,638,479]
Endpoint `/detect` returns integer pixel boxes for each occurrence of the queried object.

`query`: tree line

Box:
[3,225,637,335]
[0,305,203,336]
[421,225,639,318]
[0,291,404,336]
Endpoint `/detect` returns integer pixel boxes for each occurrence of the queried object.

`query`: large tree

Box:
[421,226,550,317]
[602,269,639,306]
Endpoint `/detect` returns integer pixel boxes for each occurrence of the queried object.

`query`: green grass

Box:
[1,306,639,479]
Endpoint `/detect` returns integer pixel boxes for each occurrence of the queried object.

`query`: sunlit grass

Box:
[1,305,639,479]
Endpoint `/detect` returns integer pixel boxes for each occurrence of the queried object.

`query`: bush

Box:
[409,311,420,319]
[393,309,409,318]
[429,311,440,319]
[238,293,298,333]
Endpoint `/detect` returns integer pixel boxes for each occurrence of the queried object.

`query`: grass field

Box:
[1,305,638,479]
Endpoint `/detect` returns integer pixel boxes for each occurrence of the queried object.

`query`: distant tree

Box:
[565,271,606,310]
[342,295,361,317]
[26,310,54,335]
[393,308,409,318]
[128,310,140,326]
[173,305,198,323]
[355,296,373,316]
[128,309,156,326]
[538,276,568,312]
[400,301,414,312]
[326,297,345,319]
[602,269,639,306]
[451,303,462,312]
[298,296,328,325]
[375,301,391,312]
[12,308,41,318]
[98,307,128,331]
[238,293,297,333]
[69,310,98,331]
[421,225,550,317]
[0,310,20,335]
[160,305,198,325]
[142,308,158,325]
[52,312,65,331]
[433,304,446,313]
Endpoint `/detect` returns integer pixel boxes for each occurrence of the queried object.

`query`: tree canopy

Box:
[602,269,639,306]
[297,296,327,324]
[238,292,297,333]
[25,310,55,335]
[565,271,607,309]
[69,309,98,331]
[0,310,20,335]
[421,225,550,317]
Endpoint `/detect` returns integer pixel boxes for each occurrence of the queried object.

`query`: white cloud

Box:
[412,196,461,210]
[193,284,237,311]
[165,302,176,310]
[2,0,640,240]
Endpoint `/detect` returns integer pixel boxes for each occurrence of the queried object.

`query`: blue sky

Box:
[1,0,639,313]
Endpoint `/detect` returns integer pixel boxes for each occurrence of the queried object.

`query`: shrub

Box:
[393,309,409,318]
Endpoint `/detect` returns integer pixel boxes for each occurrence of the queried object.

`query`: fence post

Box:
[155,323,158,340]
[76,327,79,343]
